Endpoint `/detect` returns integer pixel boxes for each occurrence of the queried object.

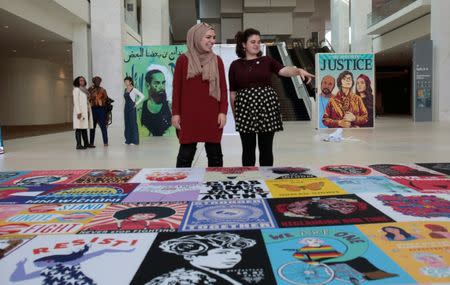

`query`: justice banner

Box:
[316,53,375,129]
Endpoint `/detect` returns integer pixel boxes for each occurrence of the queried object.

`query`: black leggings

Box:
[239,132,275,166]
[176,143,223,168]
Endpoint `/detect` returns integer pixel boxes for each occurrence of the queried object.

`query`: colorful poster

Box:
[262,226,415,285]
[123,45,185,137]
[129,167,205,183]
[2,170,90,186]
[358,193,450,221]
[0,237,33,260]
[320,164,382,176]
[0,205,32,221]
[316,53,375,129]
[0,233,157,285]
[329,176,417,194]
[267,195,394,228]
[122,182,203,202]
[416,162,450,175]
[391,176,450,193]
[180,199,277,232]
[358,222,450,283]
[24,184,138,204]
[204,167,263,181]
[368,164,444,177]
[79,202,188,234]
[199,180,271,200]
[259,166,320,179]
[74,169,140,184]
[0,185,54,204]
[266,178,347,198]
[0,171,30,185]
[0,203,108,236]
[131,230,276,284]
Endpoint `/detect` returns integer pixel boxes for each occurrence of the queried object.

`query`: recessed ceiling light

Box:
[41,39,45,42]
[4,25,9,28]
[12,49,17,52]
[66,49,70,52]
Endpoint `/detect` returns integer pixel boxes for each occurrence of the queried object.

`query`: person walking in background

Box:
[171,22,228,168]
[88,76,109,147]
[229,28,314,167]
[73,76,93,150]
[123,76,145,145]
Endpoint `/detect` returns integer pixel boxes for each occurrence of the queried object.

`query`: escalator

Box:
[267,45,310,121]
[288,47,316,99]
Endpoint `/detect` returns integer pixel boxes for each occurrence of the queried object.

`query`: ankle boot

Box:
[75,130,86,149]
[81,129,90,148]
[207,155,223,167]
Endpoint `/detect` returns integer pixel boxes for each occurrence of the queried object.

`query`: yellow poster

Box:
[265,178,348,198]
[357,221,450,283]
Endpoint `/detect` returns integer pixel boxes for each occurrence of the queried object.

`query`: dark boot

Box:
[176,143,197,168]
[207,155,223,167]
[81,129,93,148]
[75,130,86,150]
[205,143,223,167]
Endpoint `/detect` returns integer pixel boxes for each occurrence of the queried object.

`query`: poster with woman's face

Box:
[130,231,276,285]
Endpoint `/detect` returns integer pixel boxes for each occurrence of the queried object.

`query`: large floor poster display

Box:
[316,53,375,129]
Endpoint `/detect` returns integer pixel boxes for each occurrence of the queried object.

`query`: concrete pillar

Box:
[72,24,90,82]
[141,0,170,45]
[350,0,372,53]
[330,0,349,53]
[91,0,126,127]
[431,0,450,121]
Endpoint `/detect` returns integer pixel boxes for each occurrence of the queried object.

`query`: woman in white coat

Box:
[73,76,94,149]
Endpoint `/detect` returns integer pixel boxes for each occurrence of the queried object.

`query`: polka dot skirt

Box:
[235,86,283,133]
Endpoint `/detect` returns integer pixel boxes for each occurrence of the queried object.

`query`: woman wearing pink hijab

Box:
[172,23,228,168]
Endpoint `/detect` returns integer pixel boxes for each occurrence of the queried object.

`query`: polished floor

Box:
[1,116,450,171]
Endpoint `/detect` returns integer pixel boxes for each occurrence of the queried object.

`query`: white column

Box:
[72,24,90,82]
[350,0,372,53]
[141,0,170,45]
[124,0,139,33]
[330,0,349,53]
[431,0,450,121]
[91,0,126,127]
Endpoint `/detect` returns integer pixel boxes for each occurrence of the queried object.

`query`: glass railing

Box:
[367,0,417,27]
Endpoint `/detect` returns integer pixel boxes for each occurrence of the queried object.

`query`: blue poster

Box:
[329,176,417,194]
[0,171,30,185]
[180,199,277,232]
[0,185,54,204]
[262,226,415,285]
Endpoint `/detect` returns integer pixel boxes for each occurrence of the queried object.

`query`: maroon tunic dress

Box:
[172,54,228,144]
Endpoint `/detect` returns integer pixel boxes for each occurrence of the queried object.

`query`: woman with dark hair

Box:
[123,76,145,145]
[381,226,417,241]
[73,76,93,149]
[171,23,228,167]
[229,28,314,167]
[356,74,374,127]
[112,206,176,229]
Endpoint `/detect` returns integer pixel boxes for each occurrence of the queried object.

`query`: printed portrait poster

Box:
[74,169,140,184]
[79,202,188,234]
[0,171,30,185]
[130,230,276,285]
[0,233,157,285]
[329,176,417,194]
[24,184,138,204]
[267,194,394,228]
[180,199,277,232]
[266,178,347,198]
[0,185,54,204]
[358,193,450,221]
[259,166,320,179]
[262,226,414,285]
[0,203,108,237]
[416,162,450,175]
[204,167,263,181]
[123,45,185,137]
[319,164,383,177]
[316,53,375,129]
[2,170,91,187]
[0,237,33,260]
[129,167,205,184]
[199,180,271,200]
[391,176,450,194]
[122,182,203,203]
[368,163,445,177]
[358,222,450,283]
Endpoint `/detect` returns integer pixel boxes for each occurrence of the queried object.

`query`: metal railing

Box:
[367,0,417,27]
[276,43,312,119]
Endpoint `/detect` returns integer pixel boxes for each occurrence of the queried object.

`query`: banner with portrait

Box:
[316,53,375,129]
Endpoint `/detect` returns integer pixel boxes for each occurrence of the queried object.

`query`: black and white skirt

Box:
[235,86,283,133]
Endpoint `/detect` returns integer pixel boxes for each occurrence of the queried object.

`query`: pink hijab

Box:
[185,23,220,101]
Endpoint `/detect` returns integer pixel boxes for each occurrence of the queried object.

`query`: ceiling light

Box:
[66,49,70,52]
[41,39,45,42]
[4,25,9,29]
[12,50,17,52]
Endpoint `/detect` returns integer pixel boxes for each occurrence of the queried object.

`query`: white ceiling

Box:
[375,35,430,67]
[0,8,72,65]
